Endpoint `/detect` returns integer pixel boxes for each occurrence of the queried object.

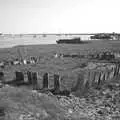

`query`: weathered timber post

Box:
[15,71,24,82]
[71,72,87,97]
[43,72,49,89]
[54,74,60,93]
[106,70,110,81]
[100,71,104,81]
[94,71,100,84]
[27,71,32,84]
[0,107,5,120]
[83,70,89,87]
[118,65,120,75]
[97,71,102,86]
[32,72,38,90]
[104,70,108,81]
[71,72,84,92]
[114,64,119,78]
[24,71,29,83]
[109,66,115,80]
[92,71,97,87]
[0,72,4,83]
[14,71,24,85]
[117,64,120,76]
[89,70,96,87]
[113,65,116,77]
[106,65,114,81]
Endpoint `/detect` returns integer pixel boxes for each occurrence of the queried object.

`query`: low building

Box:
[90,33,120,40]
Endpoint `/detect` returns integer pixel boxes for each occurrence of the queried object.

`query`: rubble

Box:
[18,110,49,120]
[57,82,120,120]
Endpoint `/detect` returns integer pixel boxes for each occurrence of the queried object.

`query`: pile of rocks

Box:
[57,82,120,120]
[19,113,37,120]
[19,111,48,120]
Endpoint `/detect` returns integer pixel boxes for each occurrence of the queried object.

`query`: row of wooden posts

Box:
[0,71,61,93]
[83,63,120,88]
[0,63,120,95]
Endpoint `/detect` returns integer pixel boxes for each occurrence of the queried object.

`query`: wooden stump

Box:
[53,74,60,93]
[43,73,49,89]
[27,71,32,84]
[32,72,38,90]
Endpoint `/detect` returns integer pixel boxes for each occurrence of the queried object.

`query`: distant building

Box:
[90,33,112,40]
[110,33,120,40]
[90,33,120,40]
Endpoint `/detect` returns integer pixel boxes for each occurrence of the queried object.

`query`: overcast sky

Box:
[0,0,120,34]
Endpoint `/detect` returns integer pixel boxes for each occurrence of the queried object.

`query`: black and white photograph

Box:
[0,0,120,119]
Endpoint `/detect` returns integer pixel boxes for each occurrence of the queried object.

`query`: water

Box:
[0,34,91,48]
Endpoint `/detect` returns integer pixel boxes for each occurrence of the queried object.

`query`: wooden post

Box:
[100,71,103,81]
[24,71,29,83]
[0,72,4,83]
[105,70,109,81]
[89,70,95,87]
[15,71,24,82]
[118,65,120,75]
[115,65,119,77]
[27,71,32,84]
[54,74,60,92]
[94,71,100,84]
[109,69,114,80]
[97,71,101,85]
[32,72,37,90]
[71,73,85,92]
[83,70,89,87]
[104,71,108,81]
[43,73,49,89]
[113,65,116,77]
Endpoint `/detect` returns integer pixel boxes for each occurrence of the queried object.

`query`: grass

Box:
[1,40,120,90]
[0,39,120,119]
[0,86,67,120]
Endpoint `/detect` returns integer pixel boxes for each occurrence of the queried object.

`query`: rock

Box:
[68,109,73,114]
[97,110,104,115]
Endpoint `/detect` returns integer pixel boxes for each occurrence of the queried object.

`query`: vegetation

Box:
[0,40,120,119]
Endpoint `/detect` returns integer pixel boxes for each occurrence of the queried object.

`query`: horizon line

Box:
[0,32,119,35]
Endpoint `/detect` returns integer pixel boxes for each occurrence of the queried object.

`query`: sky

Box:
[0,0,120,34]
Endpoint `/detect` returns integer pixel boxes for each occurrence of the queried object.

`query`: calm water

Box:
[0,34,91,48]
